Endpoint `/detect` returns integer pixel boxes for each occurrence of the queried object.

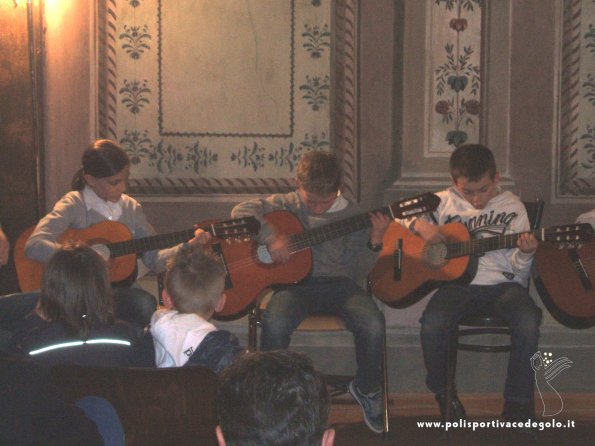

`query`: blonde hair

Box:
[165,245,226,315]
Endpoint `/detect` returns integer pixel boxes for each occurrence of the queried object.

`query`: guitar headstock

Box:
[388,192,441,219]
[211,217,261,240]
[543,223,594,248]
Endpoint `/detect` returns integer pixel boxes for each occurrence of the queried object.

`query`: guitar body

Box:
[15,221,136,292]
[533,240,595,329]
[369,222,473,308]
[15,217,261,294]
[215,210,312,318]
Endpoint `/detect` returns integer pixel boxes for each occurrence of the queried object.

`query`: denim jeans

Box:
[420,282,542,403]
[261,276,385,394]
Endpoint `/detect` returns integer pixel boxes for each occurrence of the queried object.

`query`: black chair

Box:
[444,199,545,421]
[248,288,390,437]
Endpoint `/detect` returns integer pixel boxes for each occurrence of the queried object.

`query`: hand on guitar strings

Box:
[413,219,446,244]
[188,228,213,247]
[517,232,538,254]
[369,212,392,246]
[266,233,291,264]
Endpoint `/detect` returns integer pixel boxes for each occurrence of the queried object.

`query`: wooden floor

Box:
[330,393,595,446]
[330,392,595,423]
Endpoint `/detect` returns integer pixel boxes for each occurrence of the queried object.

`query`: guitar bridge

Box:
[568,248,593,291]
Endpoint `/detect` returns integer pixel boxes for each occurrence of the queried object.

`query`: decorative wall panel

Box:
[97,0,358,196]
[428,0,481,155]
[557,0,595,198]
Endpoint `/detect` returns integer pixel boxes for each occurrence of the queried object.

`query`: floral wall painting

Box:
[429,0,482,155]
[97,0,341,195]
[557,0,595,198]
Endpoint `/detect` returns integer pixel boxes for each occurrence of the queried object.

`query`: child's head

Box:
[449,144,500,210]
[39,242,115,338]
[217,350,332,446]
[72,139,130,202]
[296,151,342,214]
[165,245,226,318]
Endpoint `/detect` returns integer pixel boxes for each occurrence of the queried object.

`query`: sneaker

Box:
[435,393,467,422]
[348,380,384,434]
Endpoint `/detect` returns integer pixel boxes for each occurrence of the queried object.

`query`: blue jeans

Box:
[261,276,385,394]
[420,283,542,403]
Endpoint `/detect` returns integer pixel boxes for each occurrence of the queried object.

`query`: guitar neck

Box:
[288,206,389,253]
[108,228,196,258]
[446,228,545,259]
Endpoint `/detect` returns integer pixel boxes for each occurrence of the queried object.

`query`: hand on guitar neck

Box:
[188,227,213,247]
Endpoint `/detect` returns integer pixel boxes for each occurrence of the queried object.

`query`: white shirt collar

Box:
[82,186,123,221]
[326,191,349,213]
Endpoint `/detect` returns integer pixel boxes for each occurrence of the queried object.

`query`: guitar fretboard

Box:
[108,229,196,258]
[286,192,440,253]
[445,226,587,259]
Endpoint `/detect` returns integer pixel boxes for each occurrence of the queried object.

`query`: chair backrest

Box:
[522,199,545,230]
[51,364,219,446]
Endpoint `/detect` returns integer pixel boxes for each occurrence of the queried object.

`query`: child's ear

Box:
[161,289,174,309]
[214,293,227,313]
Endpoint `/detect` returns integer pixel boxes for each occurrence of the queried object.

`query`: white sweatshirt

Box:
[150,309,217,367]
[416,187,534,287]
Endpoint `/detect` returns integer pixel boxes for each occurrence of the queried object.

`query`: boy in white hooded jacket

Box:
[407,144,542,424]
[150,245,242,373]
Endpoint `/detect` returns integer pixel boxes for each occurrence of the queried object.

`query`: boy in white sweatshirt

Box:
[407,144,542,424]
[150,245,242,373]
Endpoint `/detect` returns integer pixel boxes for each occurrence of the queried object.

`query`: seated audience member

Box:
[216,350,334,446]
[0,357,114,446]
[150,244,243,373]
[7,243,150,367]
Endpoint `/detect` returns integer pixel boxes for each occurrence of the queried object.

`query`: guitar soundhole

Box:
[423,243,448,269]
[256,244,274,264]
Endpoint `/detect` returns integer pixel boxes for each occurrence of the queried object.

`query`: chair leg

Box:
[247,307,258,352]
[445,328,459,422]
[382,329,390,437]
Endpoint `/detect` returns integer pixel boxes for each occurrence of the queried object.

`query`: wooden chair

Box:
[444,199,545,421]
[248,288,390,437]
[51,364,219,446]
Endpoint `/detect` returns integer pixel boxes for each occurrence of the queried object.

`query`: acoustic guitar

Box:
[533,238,595,329]
[213,192,440,318]
[14,217,261,292]
[368,222,594,308]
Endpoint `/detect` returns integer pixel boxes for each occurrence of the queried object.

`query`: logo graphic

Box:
[531,351,573,416]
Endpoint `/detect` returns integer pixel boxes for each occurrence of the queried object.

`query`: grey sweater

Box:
[231,191,379,281]
[25,191,181,273]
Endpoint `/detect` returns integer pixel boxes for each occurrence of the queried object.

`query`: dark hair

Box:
[449,144,497,182]
[217,350,330,446]
[165,245,226,315]
[38,243,115,339]
[297,151,342,195]
[71,139,130,190]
